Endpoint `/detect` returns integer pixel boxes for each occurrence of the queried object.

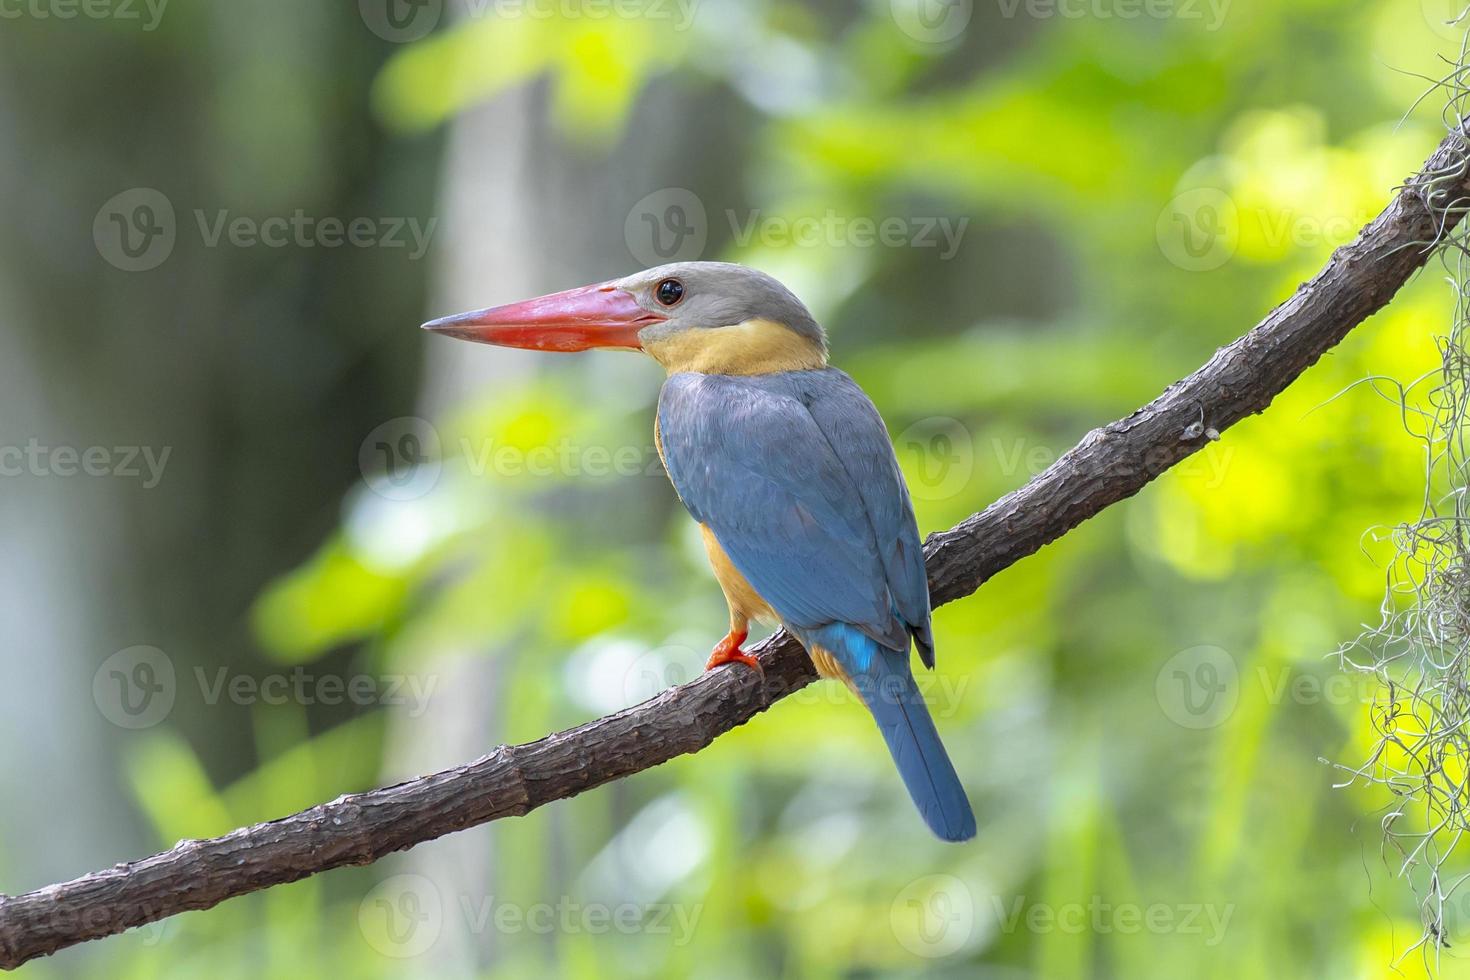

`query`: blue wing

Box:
[658,369,972,841]
[657,368,932,661]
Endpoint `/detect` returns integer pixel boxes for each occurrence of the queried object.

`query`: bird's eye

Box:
[655,278,685,307]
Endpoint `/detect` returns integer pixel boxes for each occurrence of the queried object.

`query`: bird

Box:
[423,261,976,842]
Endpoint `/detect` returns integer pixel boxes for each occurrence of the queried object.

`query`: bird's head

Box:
[423,262,827,374]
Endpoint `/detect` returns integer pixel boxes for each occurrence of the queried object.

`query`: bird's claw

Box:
[706,647,763,675]
[706,628,762,676]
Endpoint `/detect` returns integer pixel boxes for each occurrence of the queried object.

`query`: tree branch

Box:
[4,129,1468,971]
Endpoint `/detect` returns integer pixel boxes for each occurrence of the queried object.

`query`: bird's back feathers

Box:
[657,368,931,657]
[657,368,972,840]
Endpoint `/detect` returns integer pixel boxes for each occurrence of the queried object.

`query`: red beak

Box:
[421,281,665,352]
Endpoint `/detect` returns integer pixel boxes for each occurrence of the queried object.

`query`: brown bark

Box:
[2,128,1468,970]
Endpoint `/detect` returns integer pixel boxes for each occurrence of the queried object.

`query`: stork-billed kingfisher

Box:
[424,262,976,841]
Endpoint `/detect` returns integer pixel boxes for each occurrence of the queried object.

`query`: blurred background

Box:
[0,0,1465,976]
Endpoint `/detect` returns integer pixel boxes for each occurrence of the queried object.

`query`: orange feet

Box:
[706,627,762,675]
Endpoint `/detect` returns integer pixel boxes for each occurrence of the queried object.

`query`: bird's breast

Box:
[698,524,776,626]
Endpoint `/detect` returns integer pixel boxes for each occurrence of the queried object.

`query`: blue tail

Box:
[806,624,976,842]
